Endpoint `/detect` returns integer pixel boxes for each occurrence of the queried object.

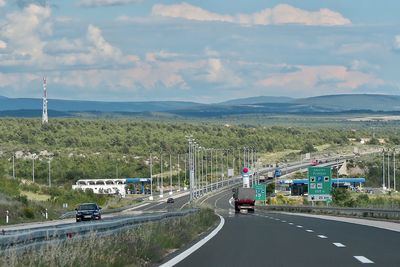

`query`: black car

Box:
[167,197,174,203]
[75,203,102,222]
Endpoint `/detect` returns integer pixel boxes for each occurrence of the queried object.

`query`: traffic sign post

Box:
[308,167,332,202]
[254,184,266,205]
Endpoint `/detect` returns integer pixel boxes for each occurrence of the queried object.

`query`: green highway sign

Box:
[308,167,332,202]
[254,184,266,201]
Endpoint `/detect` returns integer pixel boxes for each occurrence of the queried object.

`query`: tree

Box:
[301,142,317,154]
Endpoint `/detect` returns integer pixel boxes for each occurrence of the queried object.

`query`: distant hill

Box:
[294,94,400,112]
[1,94,400,118]
[219,96,293,105]
[0,98,205,112]
[0,109,72,117]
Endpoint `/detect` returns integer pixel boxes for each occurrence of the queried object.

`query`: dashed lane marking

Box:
[354,256,374,264]
[306,230,314,232]
[296,225,303,228]
[333,243,346,248]
[317,235,328,239]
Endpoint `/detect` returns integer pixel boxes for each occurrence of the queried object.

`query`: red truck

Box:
[232,187,256,213]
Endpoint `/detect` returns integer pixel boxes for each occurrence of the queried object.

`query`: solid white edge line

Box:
[354,256,374,263]
[333,242,346,247]
[159,214,225,267]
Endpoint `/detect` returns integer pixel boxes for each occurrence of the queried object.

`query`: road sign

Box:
[308,167,332,202]
[254,184,266,201]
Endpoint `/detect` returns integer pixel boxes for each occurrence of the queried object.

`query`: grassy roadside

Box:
[1,208,218,267]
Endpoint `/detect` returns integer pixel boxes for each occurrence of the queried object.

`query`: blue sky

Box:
[0,0,399,103]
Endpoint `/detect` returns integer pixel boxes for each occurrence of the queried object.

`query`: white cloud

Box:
[0,0,6,7]
[0,4,138,68]
[145,50,179,62]
[1,4,51,66]
[394,35,400,50]
[152,3,234,23]
[349,60,380,72]
[79,0,142,7]
[152,3,351,26]
[0,40,6,49]
[256,65,384,95]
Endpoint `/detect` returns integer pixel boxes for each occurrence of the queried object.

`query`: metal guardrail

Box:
[0,209,199,250]
[258,205,400,220]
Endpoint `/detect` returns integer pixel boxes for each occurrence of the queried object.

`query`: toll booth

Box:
[125,178,151,194]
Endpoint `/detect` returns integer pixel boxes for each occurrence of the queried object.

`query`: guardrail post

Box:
[6,210,9,224]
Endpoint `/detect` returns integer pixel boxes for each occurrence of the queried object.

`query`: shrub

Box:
[22,207,35,219]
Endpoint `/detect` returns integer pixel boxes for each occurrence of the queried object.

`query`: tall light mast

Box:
[42,77,48,124]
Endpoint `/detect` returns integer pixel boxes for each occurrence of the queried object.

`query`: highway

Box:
[171,192,400,267]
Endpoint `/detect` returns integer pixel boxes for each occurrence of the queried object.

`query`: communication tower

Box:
[42,77,48,124]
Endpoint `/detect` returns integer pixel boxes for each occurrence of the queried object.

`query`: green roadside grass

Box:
[1,208,218,267]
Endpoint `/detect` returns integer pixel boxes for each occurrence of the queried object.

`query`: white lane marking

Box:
[160,214,225,267]
[121,203,151,212]
[317,235,328,239]
[296,225,303,228]
[333,243,346,248]
[282,220,286,223]
[275,218,280,221]
[288,223,294,225]
[354,256,374,264]
[306,230,314,232]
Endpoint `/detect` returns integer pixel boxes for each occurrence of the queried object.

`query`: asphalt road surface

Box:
[175,193,400,267]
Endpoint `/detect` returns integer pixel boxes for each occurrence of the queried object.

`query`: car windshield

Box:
[79,204,97,210]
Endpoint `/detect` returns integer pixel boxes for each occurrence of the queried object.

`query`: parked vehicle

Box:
[167,197,174,203]
[75,203,102,222]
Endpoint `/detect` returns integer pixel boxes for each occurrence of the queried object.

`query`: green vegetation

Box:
[332,188,400,208]
[0,118,399,223]
[1,208,218,267]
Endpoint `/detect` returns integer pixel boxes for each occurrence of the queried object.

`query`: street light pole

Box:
[48,159,51,187]
[32,156,35,183]
[382,150,386,190]
[12,153,15,179]
[169,153,173,195]
[394,149,397,192]
[178,154,180,192]
[160,153,163,198]
[388,151,390,190]
[149,154,153,200]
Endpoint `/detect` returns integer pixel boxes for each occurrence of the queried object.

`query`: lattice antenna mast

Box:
[42,77,48,124]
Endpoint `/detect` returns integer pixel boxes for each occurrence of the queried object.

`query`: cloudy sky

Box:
[0,0,399,103]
